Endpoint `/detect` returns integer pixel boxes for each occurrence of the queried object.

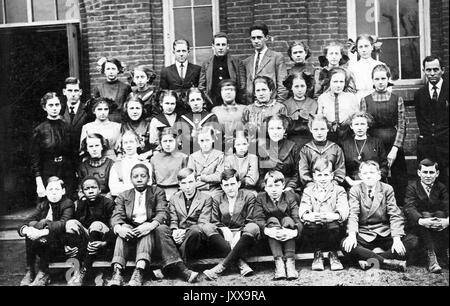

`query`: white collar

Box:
[429,78,443,90]
[176,61,188,68]
[354,135,368,141]
[135,189,147,197]
[255,46,268,57]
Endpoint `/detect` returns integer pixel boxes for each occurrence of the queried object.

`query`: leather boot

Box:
[427,250,442,273]
[20,267,36,286]
[237,259,254,277]
[203,263,226,280]
[108,265,124,286]
[285,257,298,280]
[273,257,286,280]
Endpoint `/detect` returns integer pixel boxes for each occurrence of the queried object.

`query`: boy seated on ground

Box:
[203,169,260,280]
[404,158,449,273]
[63,176,115,286]
[253,170,301,281]
[298,157,349,271]
[108,164,167,286]
[18,176,75,286]
[341,161,418,272]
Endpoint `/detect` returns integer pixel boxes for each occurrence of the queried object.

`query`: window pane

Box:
[173,0,191,7]
[174,8,193,44]
[378,0,398,37]
[194,0,211,5]
[33,0,56,21]
[399,0,419,36]
[194,6,213,46]
[194,48,212,64]
[379,39,399,80]
[355,0,376,35]
[5,0,28,23]
[0,3,4,23]
[400,38,420,78]
[57,0,80,20]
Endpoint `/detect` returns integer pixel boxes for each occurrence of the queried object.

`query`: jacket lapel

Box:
[257,50,272,74]
[184,63,196,84]
[230,190,245,224]
[125,190,135,220]
[219,194,232,225]
[206,57,214,92]
[145,186,153,220]
[227,56,237,80]
[72,103,86,127]
[170,64,183,83]
[367,182,382,218]
[187,192,202,217]
[177,193,188,217]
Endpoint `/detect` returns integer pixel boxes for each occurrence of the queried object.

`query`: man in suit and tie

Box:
[159,39,201,101]
[199,32,247,107]
[414,55,449,187]
[244,23,288,104]
[168,168,230,263]
[404,159,449,273]
[342,160,418,271]
[61,77,90,159]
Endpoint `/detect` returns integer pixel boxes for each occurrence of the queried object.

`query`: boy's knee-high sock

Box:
[222,234,255,267]
[283,239,296,259]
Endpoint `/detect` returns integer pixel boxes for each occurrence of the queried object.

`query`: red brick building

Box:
[0,0,448,213]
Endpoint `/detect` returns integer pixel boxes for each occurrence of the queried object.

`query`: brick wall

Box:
[430,0,449,72]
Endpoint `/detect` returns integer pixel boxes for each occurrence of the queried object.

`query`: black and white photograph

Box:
[0,0,448,290]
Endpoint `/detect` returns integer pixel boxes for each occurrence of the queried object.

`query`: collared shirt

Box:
[45,204,54,221]
[176,61,188,79]
[68,101,80,115]
[183,191,196,214]
[428,78,443,100]
[253,46,268,77]
[318,91,360,125]
[421,182,433,197]
[227,195,237,217]
[132,189,147,225]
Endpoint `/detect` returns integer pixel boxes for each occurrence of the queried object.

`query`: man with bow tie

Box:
[414,55,449,187]
[404,159,449,273]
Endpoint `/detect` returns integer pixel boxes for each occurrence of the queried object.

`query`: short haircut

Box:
[312,157,333,173]
[264,170,285,184]
[212,32,229,44]
[221,168,239,182]
[418,158,439,171]
[254,75,275,92]
[81,176,100,188]
[349,111,373,127]
[133,65,157,84]
[287,40,311,60]
[64,77,80,86]
[101,58,124,74]
[422,55,443,69]
[130,163,149,177]
[40,92,59,108]
[177,167,195,181]
[80,133,109,157]
[249,23,269,36]
[46,176,65,189]
[308,113,331,131]
[173,39,191,50]
[372,63,391,79]
[359,160,380,172]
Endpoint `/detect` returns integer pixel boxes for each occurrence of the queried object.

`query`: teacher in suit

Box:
[244,23,288,104]
[414,55,449,187]
[159,39,201,104]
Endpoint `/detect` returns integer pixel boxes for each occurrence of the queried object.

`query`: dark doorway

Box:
[0,25,70,215]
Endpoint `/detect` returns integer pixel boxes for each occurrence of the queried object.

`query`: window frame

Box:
[0,0,80,28]
[163,0,220,66]
[347,0,430,85]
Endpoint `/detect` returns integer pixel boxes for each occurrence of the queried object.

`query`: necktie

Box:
[368,189,374,201]
[69,106,75,122]
[180,63,185,81]
[254,51,261,77]
[334,93,340,125]
[425,185,432,197]
[432,85,438,102]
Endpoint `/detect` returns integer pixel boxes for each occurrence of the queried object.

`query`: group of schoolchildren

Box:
[18,22,449,286]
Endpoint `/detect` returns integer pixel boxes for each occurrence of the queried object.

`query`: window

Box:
[0,0,80,26]
[347,0,430,84]
[163,0,220,65]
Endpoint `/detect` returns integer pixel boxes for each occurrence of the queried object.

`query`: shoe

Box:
[152,268,165,279]
[203,263,226,281]
[329,251,344,271]
[285,257,298,280]
[30,271,50,286]
[68,267,87,286]
[372,247,385,254]
[182,269,199,283]
[20,268,35,286]
[108,266,124,286]
[237,259,254,277]
[382,259,406,272]
[358,260,371,270]
[128,268,145,286]
[311,250,324,271]
[273,257,286,280]
[427,250,442,274]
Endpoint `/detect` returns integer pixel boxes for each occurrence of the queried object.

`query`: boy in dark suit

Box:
[107,164,167,286]
[18,176,74,286]
[404,159,449,273]
[160,39,201,100]
[63,176,115,286]
[414,55,449,187]
[253,171,301,280]
[203,169,260,280]
[341,161,418,271]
